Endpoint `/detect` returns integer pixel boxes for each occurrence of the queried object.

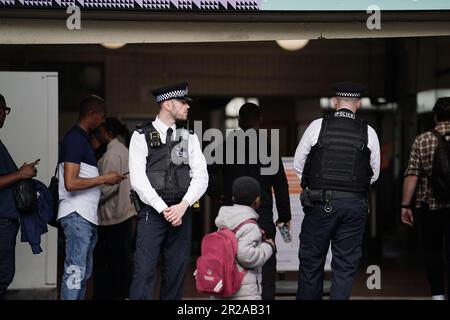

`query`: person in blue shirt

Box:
[0,93,38,300]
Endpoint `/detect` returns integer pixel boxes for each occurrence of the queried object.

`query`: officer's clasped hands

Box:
[163,200,190,227]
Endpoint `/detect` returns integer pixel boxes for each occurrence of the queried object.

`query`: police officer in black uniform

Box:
[128,83,208,300]
[293,82,380,300]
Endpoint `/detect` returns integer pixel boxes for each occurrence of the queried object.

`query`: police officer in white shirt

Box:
[128,83,208,300]
[293,82,380,300]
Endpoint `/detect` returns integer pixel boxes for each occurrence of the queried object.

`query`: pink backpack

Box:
[195,219,257,297]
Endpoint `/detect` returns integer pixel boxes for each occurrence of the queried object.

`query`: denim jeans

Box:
[60,212,97,300]
[0,218,19,300]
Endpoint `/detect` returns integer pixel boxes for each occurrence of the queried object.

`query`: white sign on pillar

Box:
[0,72,59,290]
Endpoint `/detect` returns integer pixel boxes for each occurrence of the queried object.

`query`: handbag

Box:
[14,179,38,213]
[47,165,59,227]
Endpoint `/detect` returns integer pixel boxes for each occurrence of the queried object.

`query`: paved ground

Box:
[180,255,432,300]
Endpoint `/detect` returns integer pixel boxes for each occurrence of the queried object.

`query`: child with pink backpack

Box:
[196,176,275,300]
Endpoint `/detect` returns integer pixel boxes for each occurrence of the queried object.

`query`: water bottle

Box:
[278,223,292,243]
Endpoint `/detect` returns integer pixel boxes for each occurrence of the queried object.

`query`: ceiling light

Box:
[276,40,309,51]
[101,43,126,50]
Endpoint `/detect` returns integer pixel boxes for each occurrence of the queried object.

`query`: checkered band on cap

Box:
[336,91,361,98]
[155,89,189,103]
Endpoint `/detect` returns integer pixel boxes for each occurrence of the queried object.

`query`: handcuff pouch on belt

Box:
[130,190,145,213]
[300,189,333,213]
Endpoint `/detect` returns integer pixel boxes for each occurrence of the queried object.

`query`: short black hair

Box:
[433,97,450,122]
[232,176,261,206]
[79,95,106,119]
[238,102,261,130]
[103,117,126,137]
[102,117,131,146]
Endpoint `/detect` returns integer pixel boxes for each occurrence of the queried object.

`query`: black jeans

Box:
[419,204,450,296]
[0,218,19,300]
[297,198,368,300]
[93,217,134,300]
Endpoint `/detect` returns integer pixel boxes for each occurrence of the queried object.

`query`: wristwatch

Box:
[401,204,411,209]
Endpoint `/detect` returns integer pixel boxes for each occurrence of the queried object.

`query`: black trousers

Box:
[261,253,277,300]
[297,198,368,300]
[260,222,277,300]
[0,218,19,300]
[129,207,192,300]
[419,204,450,296]
[93,217,134,300]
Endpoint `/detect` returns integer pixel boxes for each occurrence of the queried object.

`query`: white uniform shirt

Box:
[129,116,209,213]
[294,111,381,185]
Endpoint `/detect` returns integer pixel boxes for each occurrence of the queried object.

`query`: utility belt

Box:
[300,189,366,213]
[129,190,182,213]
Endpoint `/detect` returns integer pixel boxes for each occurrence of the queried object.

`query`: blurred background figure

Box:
[401,97,450,301]
[93,117,136,300]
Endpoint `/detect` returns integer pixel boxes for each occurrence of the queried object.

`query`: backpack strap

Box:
[430,129,450,147]
[53,163,59,179]
[430,129,442,144]
[232,218,257,234]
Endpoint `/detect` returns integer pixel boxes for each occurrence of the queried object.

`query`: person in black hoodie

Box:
[0,93,38,300]
[211,102,291,300]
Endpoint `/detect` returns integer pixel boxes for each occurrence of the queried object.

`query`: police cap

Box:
[151,82,193,104]
[332,82,366,98]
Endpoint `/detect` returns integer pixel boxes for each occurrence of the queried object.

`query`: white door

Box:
[0,72,58,290]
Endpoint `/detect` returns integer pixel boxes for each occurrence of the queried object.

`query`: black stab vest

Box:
[136,123,191,204]
[301,110,373,193]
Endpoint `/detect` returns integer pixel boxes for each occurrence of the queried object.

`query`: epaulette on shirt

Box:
[135,122,154,134]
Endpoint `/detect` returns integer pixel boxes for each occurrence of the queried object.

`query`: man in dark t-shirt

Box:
[0,93,38,300]
[57,95,124,300]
